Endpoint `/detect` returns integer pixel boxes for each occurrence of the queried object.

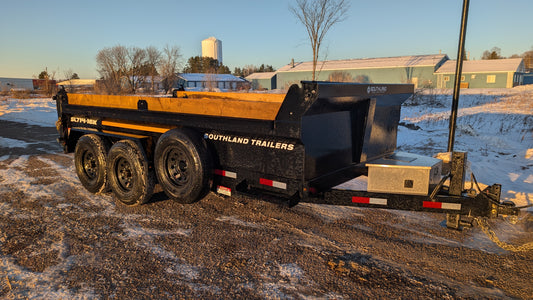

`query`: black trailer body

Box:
[54,81,517,227]
[55,82,412,197]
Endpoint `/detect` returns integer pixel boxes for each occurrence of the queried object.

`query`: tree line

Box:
[482,46,533,70]
[177,57,274,78]
[94,45,276,94]
[95,45,181,94]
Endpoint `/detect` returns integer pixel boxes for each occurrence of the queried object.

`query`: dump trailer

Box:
[53,82,518,229]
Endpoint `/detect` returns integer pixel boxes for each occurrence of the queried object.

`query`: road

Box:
[0,121,532,299]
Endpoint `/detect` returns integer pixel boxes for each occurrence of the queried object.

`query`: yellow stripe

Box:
[102,120,174,134]
[101,130,149,139]
[68,92,285,121]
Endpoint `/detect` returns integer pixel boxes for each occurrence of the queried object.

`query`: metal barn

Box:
[245,72,277,90]
[275,54,449,90]
[435,58,526,89]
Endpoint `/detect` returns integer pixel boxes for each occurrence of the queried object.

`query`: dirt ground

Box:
[1,122,532,299]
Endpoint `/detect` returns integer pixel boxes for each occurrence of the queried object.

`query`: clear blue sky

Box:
[1,0,532,79]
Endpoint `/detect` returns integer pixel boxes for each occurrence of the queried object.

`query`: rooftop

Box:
[277,54,449,72]
[245,72,277,80]
[56,79,96,86]
[178,73,246,82]
[435,58,525,73]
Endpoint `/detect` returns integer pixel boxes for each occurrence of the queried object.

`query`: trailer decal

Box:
[260,178,287,190]
[204,133,250,145]
[71,116,98,125]
[250,139,295,151]
[367,86,388,94]
[214,169,237,179]
[423,201,461,211]
[352,196,388,206]
[204,133,295,151]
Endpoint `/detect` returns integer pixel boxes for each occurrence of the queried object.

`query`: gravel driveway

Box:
[0,122,532,299]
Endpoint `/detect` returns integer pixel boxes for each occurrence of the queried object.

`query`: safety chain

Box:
[475,217,533,252]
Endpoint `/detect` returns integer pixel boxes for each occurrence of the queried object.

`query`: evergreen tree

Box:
[481,47,504,60]
[182,56,230,74]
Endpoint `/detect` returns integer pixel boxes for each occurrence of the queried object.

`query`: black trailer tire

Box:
[154,129,211,204]
[107,140,155,206]
[74,134,110,193]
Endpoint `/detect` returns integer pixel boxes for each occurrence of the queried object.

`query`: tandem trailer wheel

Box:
[107,139,155,206]
[74,134,110,194]
[154,128,211,204]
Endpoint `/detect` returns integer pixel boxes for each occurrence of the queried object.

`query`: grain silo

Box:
[201,37,223,64]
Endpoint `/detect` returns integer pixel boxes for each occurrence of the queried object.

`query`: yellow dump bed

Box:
[67,91,286,121]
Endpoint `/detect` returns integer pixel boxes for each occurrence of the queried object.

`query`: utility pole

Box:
[447,0,470,152]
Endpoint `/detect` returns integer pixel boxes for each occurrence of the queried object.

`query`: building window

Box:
[444,76,450,81]
[461,76,465,81]
[487,75,496,83]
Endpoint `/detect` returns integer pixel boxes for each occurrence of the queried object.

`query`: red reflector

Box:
[352,196,370,204]
[259,178,287,189]
[423,201,461,210]
[260,178,273,186]
[352,197,387,205]
[423,201,442,209]
[214,169,237,179]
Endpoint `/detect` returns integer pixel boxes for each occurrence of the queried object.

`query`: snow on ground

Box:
[398,87,533,210]
[0,97,57,127]
[0,137,31,149]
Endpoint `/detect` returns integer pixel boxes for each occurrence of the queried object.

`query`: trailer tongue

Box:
[54,81,520,229]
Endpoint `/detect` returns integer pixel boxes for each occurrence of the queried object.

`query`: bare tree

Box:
[126,47,147,93]
[97,45,150,94]
[159,45,182,93]
[290,0,350,81]
[146,46,161,93]
[96,45,128,94]
[522,47,533,71]
[62,69,76,92]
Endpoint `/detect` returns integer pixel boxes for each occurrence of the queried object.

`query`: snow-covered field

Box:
[398,87,533,210]
[0,97,57,128]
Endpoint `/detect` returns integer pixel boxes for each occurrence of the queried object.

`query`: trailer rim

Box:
[82,151,98,181]
[115,156,135,192]
[163,147,192,187]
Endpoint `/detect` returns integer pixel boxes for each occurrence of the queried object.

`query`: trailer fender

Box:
[154,128,212,204]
